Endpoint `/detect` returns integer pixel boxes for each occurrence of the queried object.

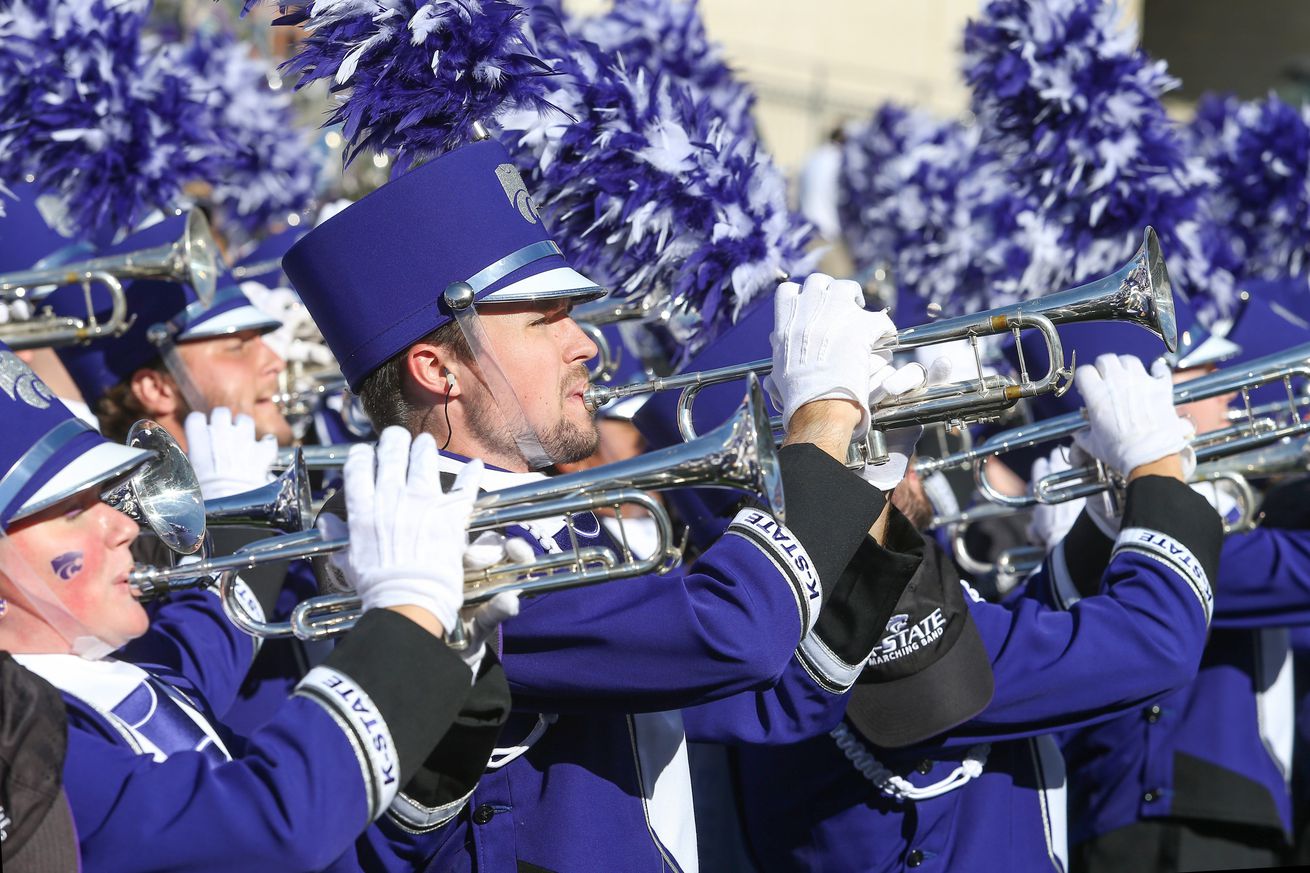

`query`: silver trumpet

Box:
[204,450,313,535]
[129,376,783,641]
[274,443,354,471]
[959,342,1310,508]
[583,228,1177,461]
[929,501,1035,579]
[103,420,207,556]
[0,210,220,350]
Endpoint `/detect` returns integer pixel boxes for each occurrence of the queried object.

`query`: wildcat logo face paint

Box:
[51,551,84,580]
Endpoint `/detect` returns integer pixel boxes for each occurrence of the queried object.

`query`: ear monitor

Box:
[445,370,457,386]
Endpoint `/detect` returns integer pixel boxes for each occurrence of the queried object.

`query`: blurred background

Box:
[151,0,1310,173]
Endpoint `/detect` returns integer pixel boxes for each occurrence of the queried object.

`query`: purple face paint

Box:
[51,551,84,581]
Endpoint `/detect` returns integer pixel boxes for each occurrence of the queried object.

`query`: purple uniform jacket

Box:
[366,443,908,873]
[25,587,491,872]
[1065,518,1310,847]
[734,477,1221,873]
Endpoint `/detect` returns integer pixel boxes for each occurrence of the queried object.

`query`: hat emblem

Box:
[0,352,55,410]
[495,163,539,225]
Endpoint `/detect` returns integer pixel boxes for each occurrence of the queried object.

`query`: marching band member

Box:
[283,140,929,872]
[0,344,512,872]
[729,353,1222,872]
[1063,304,1310,872]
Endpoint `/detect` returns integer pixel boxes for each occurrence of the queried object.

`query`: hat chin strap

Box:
[446,293,555,471]
[0,533,117,661]
[148,327,214,419]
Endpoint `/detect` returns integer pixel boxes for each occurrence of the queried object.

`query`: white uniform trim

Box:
[630,711,698,873]
[295,666,401,823]
[1028,734,1069,872]
[388,785,475,833]
[14,654,232,763]
[1114,527,1214,624]
[797,629,863,694]
[726,508,822,634]
[1255,628,1295,785]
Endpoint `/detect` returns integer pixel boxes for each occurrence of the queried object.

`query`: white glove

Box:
[764,272,898,438]
[185,407,278,499]
[0,300,32,324]
[1072,355,1196,480]
[858,357,950,492]
[1027,447,1085,550]
[331,426,481,636]
[458,531,532,674]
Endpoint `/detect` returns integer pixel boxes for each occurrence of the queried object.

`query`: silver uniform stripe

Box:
[295,666,401,823]
[797,630,863,694]
[0,418,93,519]
[466,241,562,293]
[1114,527,1214,623]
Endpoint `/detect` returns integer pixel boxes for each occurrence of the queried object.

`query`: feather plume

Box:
[179,30,320,236]
[963,0,1234,317]
[0,0,216,238]
[280,0,563,172]
[497,33,815,360]
[1188,92,1310,288]
[570,0,754,136]
[838,103,1034,314]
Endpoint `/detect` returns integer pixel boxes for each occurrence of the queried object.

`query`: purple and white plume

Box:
[497,33,816,360]
[0,0,218,239]
[570,0,754,137]
[963,0,1234,317]
[279,0,564,172]
[179,30,319,236]
[1188,92,1310,288]
[839,103,1034,315]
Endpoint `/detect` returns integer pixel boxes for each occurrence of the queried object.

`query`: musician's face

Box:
[0,488,146,652]
[473,300,601,465]
[1172,365,1233,436]
[176,331,292,444]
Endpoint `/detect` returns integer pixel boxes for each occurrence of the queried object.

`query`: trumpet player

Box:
[283,142,932,872]
[0,346,515,872]
[721,351,1223,873]
[1061,304,1310,871]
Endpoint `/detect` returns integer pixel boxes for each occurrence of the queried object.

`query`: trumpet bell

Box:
[179,210,220,305]
[205,449,312,534]
[105,421,206,554]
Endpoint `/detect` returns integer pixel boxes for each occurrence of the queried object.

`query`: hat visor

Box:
[480,266,606,305]
[12,442,151,522]
[844,616,995,749]
[179,304,281,341]
[1171,333,1242,371]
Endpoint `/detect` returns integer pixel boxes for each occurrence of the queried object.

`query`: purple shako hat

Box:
[282,139,605,392]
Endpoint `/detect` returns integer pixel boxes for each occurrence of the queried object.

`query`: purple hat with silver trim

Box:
[47,215,280,406]
[282,139,605,392]
[0,341,150,529]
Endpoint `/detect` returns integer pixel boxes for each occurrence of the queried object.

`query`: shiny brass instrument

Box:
[103,421,207,556]
[274,443,353,471]
[0,211,221,350]
[130,377,783,641]
[203,451,312,535]
[583,228,1177,462]
[923,342,1310,509]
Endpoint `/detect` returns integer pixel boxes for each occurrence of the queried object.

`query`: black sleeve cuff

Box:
[320,609,473,783]
[1119,475,1225,587]
[777,443,887,586]
[1061,510,1115,599]
[810,507,924,664]
[394,652,511,827]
